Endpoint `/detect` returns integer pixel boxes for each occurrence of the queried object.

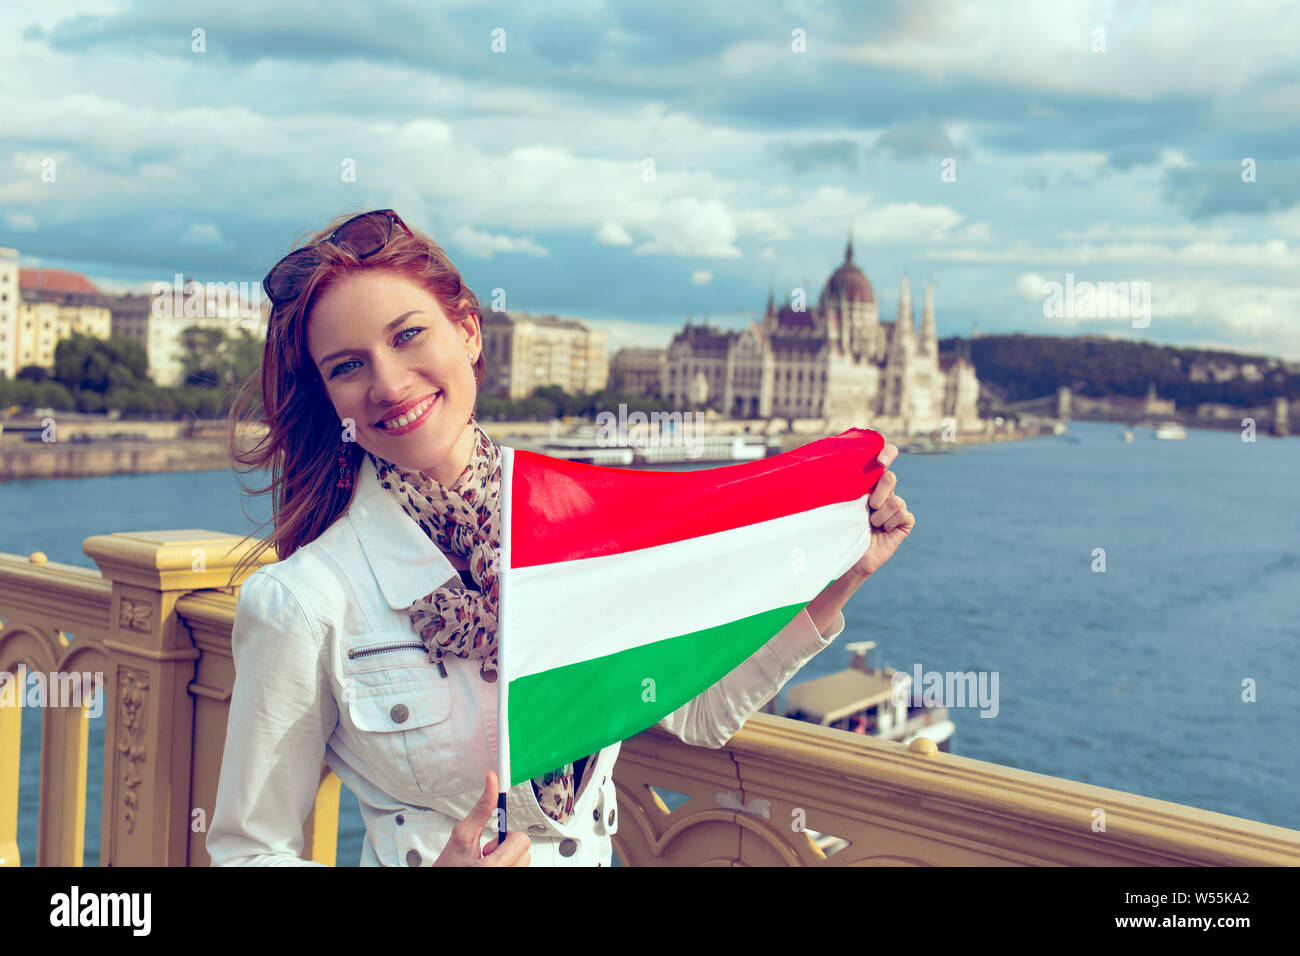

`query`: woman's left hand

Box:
[848,441,915,580]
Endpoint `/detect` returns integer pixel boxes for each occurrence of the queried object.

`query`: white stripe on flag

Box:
[502,495,869,681]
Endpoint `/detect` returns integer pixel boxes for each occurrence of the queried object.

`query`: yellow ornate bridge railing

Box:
[2,530,1299,866]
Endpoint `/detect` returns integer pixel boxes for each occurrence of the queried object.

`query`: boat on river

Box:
[779,640,955,751]
[536,426,775,466]
[1153,422,1187,440]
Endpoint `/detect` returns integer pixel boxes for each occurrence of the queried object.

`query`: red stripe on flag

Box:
[507,427,886,567]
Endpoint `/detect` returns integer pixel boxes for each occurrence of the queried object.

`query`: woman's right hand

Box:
[434,770,532,866]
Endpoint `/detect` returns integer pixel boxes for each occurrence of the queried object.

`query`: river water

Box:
[3,419,1297,864]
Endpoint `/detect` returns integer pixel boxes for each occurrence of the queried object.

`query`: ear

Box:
[459,310,482,354]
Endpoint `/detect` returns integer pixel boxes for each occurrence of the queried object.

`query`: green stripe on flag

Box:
[507,582,834,784]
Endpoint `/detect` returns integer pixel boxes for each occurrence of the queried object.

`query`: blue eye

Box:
[329,327,424,378]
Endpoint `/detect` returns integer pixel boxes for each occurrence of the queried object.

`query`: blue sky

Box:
[3,0,1298,358]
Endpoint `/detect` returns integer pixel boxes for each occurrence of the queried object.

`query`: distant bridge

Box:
[983,386,1290,436]
[981,386,1070,421]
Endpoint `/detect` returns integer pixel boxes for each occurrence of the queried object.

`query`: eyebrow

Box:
[317,311,424,368]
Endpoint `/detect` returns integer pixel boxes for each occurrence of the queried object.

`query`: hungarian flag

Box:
[497,427,886,786]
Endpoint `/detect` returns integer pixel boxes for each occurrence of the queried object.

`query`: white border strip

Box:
[498,445,513,791]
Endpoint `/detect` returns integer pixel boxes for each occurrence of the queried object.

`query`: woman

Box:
[207,208,916,867]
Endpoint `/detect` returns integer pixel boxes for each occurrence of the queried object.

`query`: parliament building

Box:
[663,238,983,436]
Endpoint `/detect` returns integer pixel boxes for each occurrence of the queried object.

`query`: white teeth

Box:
[380,395,437,430]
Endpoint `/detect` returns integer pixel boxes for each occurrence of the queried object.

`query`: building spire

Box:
[845,225,854,264]
[895,276,913,330]
[920,282,937,355]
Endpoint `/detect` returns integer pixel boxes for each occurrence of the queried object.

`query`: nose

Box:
[367,351,417,409]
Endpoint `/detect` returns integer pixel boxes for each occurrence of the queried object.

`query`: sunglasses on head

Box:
[262,208,412,308]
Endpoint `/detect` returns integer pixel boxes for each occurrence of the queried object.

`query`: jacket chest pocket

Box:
[341,647,464,799]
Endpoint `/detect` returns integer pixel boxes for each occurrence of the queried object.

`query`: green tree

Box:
[2,378,39,412]
[53,333,149,393]
[178,326,264,388]
[476,395,511,421]
[35,380,76,411]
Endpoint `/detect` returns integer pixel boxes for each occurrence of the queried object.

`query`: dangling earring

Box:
[336,438,354,490]
[466,348,478,426]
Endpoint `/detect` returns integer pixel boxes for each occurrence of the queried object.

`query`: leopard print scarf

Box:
[368,419,582,822]
[369,421,502,682]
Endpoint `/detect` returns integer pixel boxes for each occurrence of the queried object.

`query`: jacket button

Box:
[405,849,421,866]
[390,703,409,723]
[608,809,616,826]
[558,839,578,857]
[528,824,546,834]
[592,809,600,821]
[396,814,405,826]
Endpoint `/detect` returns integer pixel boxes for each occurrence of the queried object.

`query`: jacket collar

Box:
[347,453,460,609]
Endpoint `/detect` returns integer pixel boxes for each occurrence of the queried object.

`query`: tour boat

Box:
[778,640,955,751]
[530,436,634,466]
[535,430,772,466]
[1153,422,1187,440]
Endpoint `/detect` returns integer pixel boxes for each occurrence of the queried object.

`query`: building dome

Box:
[822,237,874,305]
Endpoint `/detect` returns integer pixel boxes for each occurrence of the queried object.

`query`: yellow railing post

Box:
[81,531,271,866]
[0,686,19,866]
[304,767,342,866]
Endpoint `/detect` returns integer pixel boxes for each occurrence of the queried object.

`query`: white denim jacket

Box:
[207,453,845,867]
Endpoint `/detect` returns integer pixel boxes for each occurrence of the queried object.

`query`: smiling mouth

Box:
[375,392,440,432]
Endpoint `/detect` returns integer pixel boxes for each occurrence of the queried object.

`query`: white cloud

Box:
[690,270,713,284]
[449,226,548,259]
[634,197,741,258]
[767,187,970,245]
[1025,272,1300,359]
[839,0,1300,116]
[732,207,793,243]
[595,222,633,245]
[1150,279,1300,360]
[929,240,1300,269]
[853,202,967,241]
[1017,272,1048,299]
[5,211,38,230]
[180,223,231,248]
[1057,223,1238,243]
[1264,205,1300,239]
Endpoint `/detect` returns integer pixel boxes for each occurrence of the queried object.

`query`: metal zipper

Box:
[347,642,426,660]
[347,641,448,677]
